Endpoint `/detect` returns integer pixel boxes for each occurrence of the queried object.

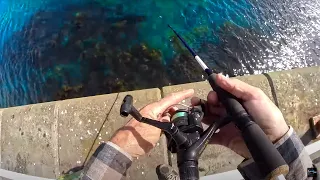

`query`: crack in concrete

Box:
[53,103,60,177]
[0,109,2,169]
[82,93,120,166]
[263,73,280,107]
[160,88,172,167]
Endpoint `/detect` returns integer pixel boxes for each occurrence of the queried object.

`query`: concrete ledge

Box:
[0,102,57,178]
[268,66,320,136]
[0,89,168,179]
[1,66,320,179]
[56,93,119,174]
[0,108,3,173]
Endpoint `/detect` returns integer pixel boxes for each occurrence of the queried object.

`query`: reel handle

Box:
[120,95,142,121]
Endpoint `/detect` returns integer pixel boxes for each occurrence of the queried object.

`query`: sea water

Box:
[0,0,320,108]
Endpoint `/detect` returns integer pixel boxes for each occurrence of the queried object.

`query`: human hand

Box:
[191,74,289,158]
[110,89,194,158]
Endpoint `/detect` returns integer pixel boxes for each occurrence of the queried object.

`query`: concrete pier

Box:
[1,66,320,179]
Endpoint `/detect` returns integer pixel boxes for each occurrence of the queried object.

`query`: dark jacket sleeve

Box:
[238,126,314,180]
[82,142,133,180]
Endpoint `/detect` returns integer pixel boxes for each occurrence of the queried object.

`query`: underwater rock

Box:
[116,4,124,15]
[167,53,204,84]
[75,12,86,19]
[1,1,215,107]
[95,42,107,52]
[170,35,189,55]
[111,20,128,28]
[62,84,83,92]
[139,64,149,72]
[75,40,84,49]
[53,41,173,100]
[149,49,162,61]
[56,84,84,100]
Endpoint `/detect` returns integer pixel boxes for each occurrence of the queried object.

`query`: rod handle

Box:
[239,116,289,179]
[207,74,289,179]
[207,74,245,117]
[178,161,199,180]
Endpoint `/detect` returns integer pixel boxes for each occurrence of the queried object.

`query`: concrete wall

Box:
[0,66,320,179]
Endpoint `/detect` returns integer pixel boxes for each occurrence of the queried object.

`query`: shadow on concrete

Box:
[301,128,315,146]
[63,166,84,174]
[301,117,319,146]
[120,126,154,153]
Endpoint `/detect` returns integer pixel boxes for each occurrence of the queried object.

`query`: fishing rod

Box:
[168,25,289,180]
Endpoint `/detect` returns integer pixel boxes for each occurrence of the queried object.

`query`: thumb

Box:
[210,122,241,147]
[160,115,170,123]
[215,74,257,101]
[157,89,194,112]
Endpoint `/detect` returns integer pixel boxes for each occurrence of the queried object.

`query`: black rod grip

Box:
[207,74,246,117]
[207,74,289,178]
[178,161,199,180]
[239,117,289,179]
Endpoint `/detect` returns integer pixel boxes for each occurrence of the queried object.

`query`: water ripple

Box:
[0,0,320,107]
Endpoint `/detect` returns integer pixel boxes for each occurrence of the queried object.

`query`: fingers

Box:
[167,106,178,116]
[191,91,219,106]
[191,97,201,106]
[207,91,218,105]
[201,116,220,126]
[160,115,170,123]
[210,123,240,146]
[157,89,194,112]
[160,107,178,123]
[192,95,225,119]
[210,124,251,158]
[191,97,207,113]
[209,106,226,116]
[215,74,258,101]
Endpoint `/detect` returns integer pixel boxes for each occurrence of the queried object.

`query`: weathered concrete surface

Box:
[1,66,320,179]
[268,66,320,136]
[57,89,168,180]
[0,88,168,179]
[161,72,303,176]
[0,108,3,171]
[0,102,57,178]
[57,93,118,174]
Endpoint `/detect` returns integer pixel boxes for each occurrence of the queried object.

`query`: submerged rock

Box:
[167,53,204,84]
[0,1,232,106]
[56,84,84,100]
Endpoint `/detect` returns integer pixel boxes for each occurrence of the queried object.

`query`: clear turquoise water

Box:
[1,0,320,108]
